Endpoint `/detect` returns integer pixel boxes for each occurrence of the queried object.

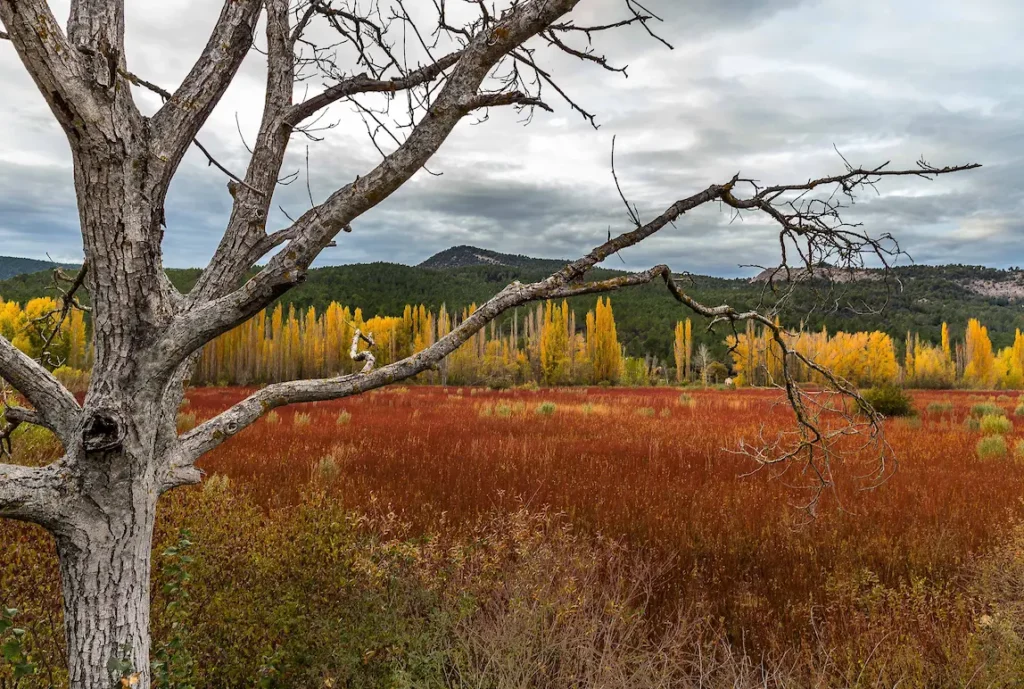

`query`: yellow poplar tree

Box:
[964,318,996,388]
[591,297,621,384]
[673,319,692,383]
[540,300,570,384]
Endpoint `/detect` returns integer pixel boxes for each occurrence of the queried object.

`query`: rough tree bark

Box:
[0,1,977,687]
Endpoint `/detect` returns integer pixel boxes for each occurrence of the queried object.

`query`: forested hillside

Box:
[3,248,1024,361]
[0,255,79,280]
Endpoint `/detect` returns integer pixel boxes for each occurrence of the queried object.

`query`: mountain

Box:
[418,245,567,272]
[0,256,80,281]
[2,249,1024,362]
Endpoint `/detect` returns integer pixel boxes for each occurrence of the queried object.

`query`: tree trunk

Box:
[55,452,158,689]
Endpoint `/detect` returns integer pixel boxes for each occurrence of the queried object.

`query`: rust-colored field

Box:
[189,386,1024,651]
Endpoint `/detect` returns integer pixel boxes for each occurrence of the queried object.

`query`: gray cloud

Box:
[0,0,1020,279]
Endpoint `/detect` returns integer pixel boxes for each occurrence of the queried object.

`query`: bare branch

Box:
[187,0,301,304]
[460,90,552,112]
[661,271,891,515]
[4,406,46,430]
[349,329,376,373]
[0,1,105,134]
[150,0,262,182]
[170,273,613,477]
[0,336,80,442]
[28,262,90,370]
[285,50,464,126]
[0,460,69,527]
[544,265,670,298]
[167,149,978,490]
[0,404,54,460]
[155,0,586,384]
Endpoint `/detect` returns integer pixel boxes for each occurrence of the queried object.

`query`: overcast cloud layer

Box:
[1,0,1021,277]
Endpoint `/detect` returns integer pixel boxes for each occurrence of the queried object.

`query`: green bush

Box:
[980,414,1013,435]
[862,385,916,417]
[926,401,954,414]
[964,417,981,432]
[0,606,36,682]
[977,435,1008,460]
[971,402,1006,418]
[1014,404,1024,418]
[636,407,656,418]
[535,402,557,416]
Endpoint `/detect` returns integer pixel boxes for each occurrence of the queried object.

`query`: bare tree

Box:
[695,343,712,387]
[0,1,977,686]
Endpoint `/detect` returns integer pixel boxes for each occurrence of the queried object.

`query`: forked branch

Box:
[350,329,376,374]
[0,337,80,444]
[149,0,262,175]
[662,274,891,515]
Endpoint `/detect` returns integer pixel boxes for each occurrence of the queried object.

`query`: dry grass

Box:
[4,387,1024,686]
[185,388,1024,650]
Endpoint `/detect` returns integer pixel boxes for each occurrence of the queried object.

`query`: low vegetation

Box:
[862,384,916,417]
[6,387,1024,687]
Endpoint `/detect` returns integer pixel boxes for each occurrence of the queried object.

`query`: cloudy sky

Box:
[1,0,1021,277]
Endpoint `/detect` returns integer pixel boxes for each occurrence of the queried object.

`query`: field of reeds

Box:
[6,386,1024,687]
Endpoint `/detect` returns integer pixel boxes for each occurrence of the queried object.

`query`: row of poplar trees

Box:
[714,317,1024,389]
[6,290,1024,390]
[191,297,627,387]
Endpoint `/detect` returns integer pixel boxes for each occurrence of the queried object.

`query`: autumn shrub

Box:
[636,407,656,417]
[862,384,915,417]
[964,416,981,432]
[678,393,695,407]
[1015,403,1024,417]
[981,414,1013,435]
[293,412,311,427]
[51,365,90,395]
[535,401,557,416]
[313,455,340,483]
[927,401,954,414]
[176,411,197,433]
[978,435,1008,460]
[969,525,1024,683]
[336,410,352,425]
[146,487,795,689]
[971,402,1006,418]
